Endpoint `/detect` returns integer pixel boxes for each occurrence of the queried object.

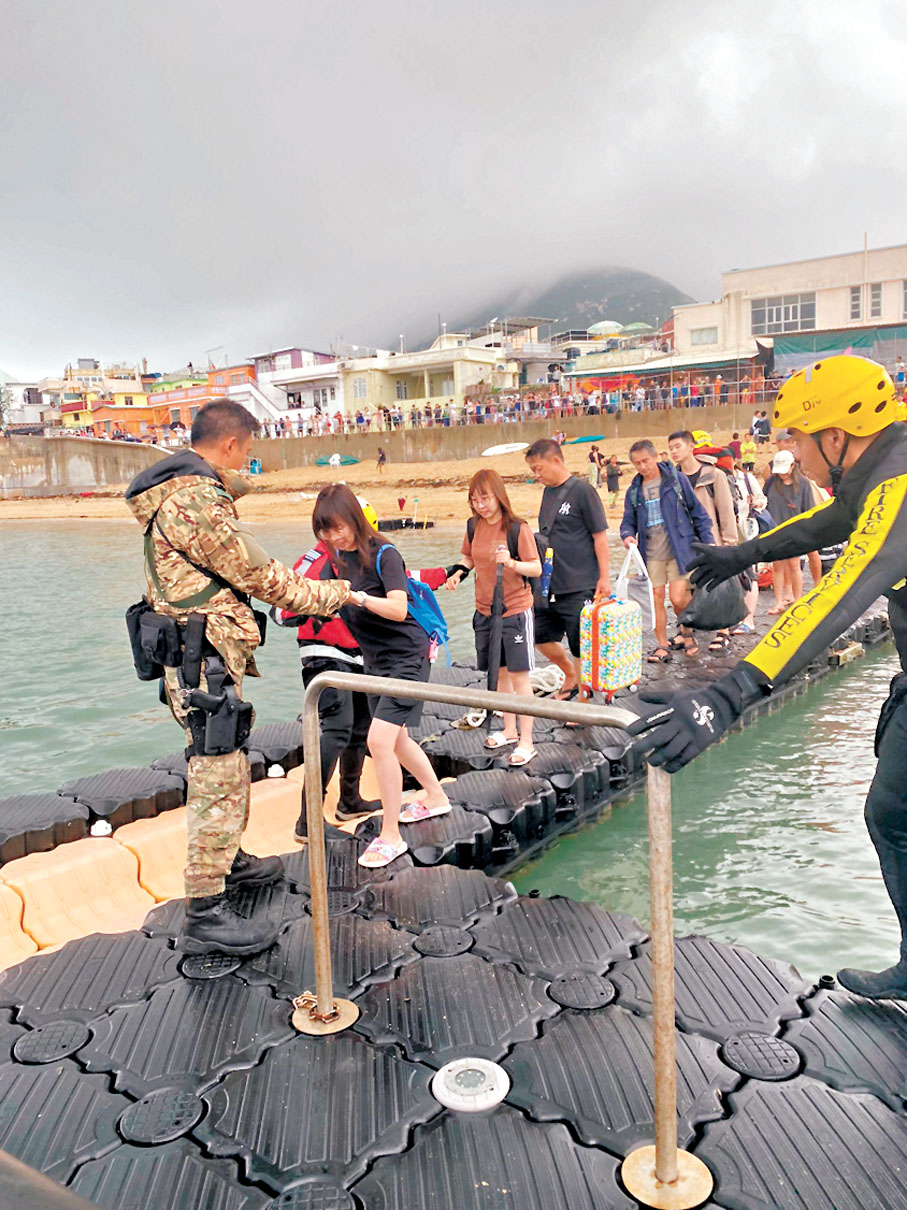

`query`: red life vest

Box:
[286,542,360,650]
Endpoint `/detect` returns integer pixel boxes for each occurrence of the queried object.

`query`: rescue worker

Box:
[631,355,907,999]
[283,497,380,842]
[126,399,350,956]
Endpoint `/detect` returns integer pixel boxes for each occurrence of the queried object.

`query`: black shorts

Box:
[473,609,536,674]
[365,656,430,728]
[533,588,595,658]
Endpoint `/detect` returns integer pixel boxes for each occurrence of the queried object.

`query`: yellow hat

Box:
[356,495,379,531]
[773,355,897,437]
[691,429,712,446]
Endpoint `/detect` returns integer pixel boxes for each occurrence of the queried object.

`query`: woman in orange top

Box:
[445,469,541,766]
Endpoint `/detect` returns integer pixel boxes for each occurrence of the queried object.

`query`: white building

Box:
[673,244,907,366]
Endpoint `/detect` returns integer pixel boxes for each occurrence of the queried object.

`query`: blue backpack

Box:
[375,544,451,665]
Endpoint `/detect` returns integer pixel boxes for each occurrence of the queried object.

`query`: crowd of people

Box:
[129,358,907,1001]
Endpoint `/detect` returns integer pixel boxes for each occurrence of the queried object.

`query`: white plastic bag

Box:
[615,545,656,632]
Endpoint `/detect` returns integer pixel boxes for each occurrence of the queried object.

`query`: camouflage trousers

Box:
[163,665,254,898]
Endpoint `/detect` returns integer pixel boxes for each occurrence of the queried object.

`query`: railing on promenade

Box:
[293,671,713,1210]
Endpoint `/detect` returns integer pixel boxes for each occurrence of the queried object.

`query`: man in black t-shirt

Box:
[525,438,610,699]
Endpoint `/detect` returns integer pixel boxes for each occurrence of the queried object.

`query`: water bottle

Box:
[539,546,554,599]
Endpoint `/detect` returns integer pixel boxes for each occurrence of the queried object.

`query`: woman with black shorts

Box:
[445,469,541,765]
[312,484,450,868]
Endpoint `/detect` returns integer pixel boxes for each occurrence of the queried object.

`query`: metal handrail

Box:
[296,670,712,1208]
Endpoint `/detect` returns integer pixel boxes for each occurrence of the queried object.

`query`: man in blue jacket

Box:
[620,438,714,661]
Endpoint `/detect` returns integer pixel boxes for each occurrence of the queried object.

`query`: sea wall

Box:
[0,436,167,497]
[250,403,753,471]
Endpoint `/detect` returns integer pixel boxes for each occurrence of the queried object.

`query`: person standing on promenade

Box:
[620,439,714,663]
[632,356,907,1000]
[126,399,350,957]
[524,439,610,700]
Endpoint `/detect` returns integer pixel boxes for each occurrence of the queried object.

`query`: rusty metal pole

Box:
[291,671,636,1038]
[291,678,360,1036]
[648,762,679,1181]
[621,764,713,1209]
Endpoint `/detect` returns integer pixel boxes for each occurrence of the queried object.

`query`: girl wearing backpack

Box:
[312,484,451,868]
[444,470,542,766]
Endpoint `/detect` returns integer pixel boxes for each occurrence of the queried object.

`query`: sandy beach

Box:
[0,428,776,524]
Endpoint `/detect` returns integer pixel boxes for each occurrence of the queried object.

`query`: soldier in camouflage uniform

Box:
[126,399,350,955]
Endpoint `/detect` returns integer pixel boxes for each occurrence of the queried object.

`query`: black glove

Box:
[628,665,764,773]
[688,540,758,591]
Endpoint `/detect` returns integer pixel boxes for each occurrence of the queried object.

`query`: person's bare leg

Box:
[367,718,404,846]
[652,584,668,650]
[787,557,803,602]
[507,668,535,750]
[495,668,521,740]
[668,578,695,651]
[772,561,788,611]
[395,726,450,807]
[536,641,576,695]
[807,549,822,588]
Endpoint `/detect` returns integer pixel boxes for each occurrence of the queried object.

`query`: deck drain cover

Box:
[268,1185,354,1209]
[721,1032,801,1081]
[119,1089,204,1143]
[180,952,241,980]
[414,926,473,957]
[549,973,616,1010]
[431,1057,509,1112]
[13,1020,91,1063]
[306,891,360,917]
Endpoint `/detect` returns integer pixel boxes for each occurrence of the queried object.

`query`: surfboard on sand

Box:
[481,441,529,457]
[564,434,606,444]
[315,454,360,466]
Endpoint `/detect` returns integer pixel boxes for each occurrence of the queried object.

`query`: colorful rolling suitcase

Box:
[579,595,643,699]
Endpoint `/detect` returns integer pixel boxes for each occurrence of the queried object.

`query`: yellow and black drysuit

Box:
[634,421,907,988]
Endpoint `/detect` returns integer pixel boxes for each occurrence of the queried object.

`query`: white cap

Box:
[772,450,795,473]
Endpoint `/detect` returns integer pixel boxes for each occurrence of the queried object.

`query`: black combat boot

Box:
[180,893,279,956]
[334,752,376,821]
[837,958,907,1000]
[225,848,284,889]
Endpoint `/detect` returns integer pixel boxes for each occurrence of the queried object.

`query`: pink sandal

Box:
[357,837,409,868]
[399,799,452,824]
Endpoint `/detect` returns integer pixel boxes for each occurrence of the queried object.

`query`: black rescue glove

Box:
[688,539,759,591]
[628,664,765,773]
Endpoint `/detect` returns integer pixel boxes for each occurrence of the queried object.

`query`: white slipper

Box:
[357,837,409,868]
[484,733,519,750]
[509,746,537,767]
[399,799,452,824]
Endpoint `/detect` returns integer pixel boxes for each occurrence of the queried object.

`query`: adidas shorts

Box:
[473,609,536,674]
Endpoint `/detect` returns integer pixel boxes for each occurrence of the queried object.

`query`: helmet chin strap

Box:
[812,430,850,490]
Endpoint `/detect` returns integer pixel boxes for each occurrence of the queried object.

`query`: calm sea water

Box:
[1,519,899,978]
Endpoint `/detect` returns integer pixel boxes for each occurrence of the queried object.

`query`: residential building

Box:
[339,333,518,416]
[672,243,907,373]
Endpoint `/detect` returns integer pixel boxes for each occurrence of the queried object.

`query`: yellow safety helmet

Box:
[356,495,379,531]
[691,429,712,446]
[773,355,897,437]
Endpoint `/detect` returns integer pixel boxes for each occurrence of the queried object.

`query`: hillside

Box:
[413,268,695,347]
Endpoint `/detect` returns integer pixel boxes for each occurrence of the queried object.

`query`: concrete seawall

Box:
[250,404,753,471]
[0,436,167,497]
[2,405,753,494]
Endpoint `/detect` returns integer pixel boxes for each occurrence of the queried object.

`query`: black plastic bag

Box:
[679,576,746,631]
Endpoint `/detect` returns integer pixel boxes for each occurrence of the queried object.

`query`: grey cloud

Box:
[2,0,906,378]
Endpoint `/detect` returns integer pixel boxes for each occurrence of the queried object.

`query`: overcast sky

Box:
[2,0,906,380]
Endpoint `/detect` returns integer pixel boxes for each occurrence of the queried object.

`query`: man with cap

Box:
[631,355,907,1000]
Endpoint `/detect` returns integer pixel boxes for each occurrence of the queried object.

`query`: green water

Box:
[513,646,901,980]
[1,519,900,980]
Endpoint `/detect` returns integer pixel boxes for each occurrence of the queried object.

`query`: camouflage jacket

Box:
[125,450,350,680]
